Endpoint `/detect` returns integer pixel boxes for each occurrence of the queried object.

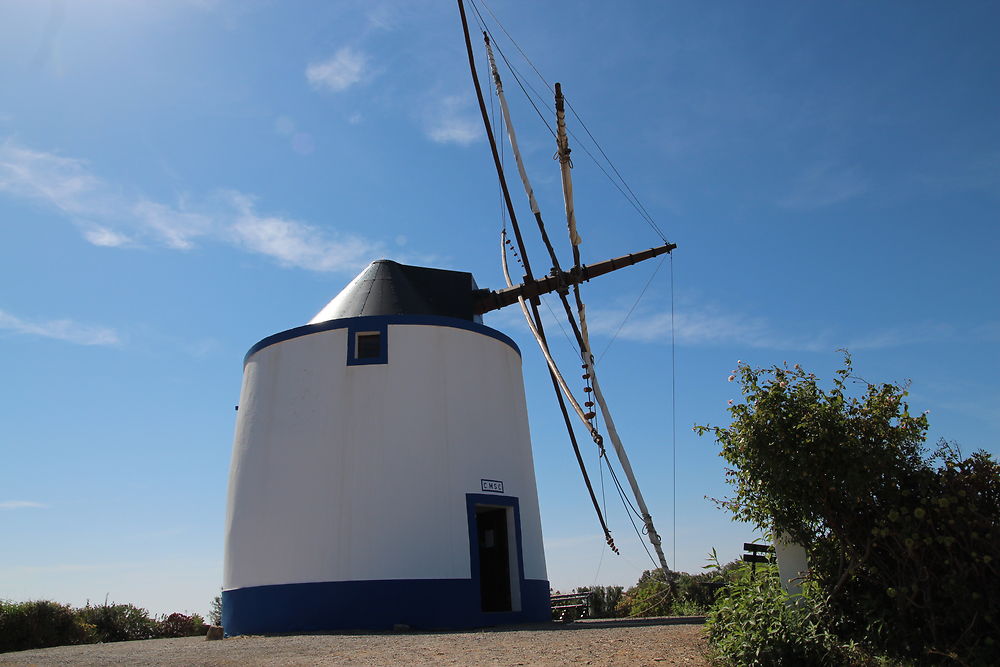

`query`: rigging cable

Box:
[461,0,618,554]
[469,0,556,140]
[597,255,666,363]
[497,28,672,572]
[472,1,509,238]
[606,456,657,567]
[670,253,677,569]
[562,96,665,240]
[473,0,666,241]
[590,435,609,587]
[500,231,618,554]
[553,80,672,574]
[541,294,577,352]
[467,0,675,572]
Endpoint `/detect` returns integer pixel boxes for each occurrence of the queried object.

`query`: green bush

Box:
[616,569,675,617]
[158,612,207,638]
[612,564,738,618]
[209,594,222,627]
[706,563,857,667]
[1,600,211,652]
[0,600,95,653]
[76,602,159,643]
[698,354,1000,665]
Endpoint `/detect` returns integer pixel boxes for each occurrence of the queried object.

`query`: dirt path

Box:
[0,618,709,666]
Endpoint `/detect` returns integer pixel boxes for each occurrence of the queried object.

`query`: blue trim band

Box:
[222,578,550,635]
[244,314,520,365]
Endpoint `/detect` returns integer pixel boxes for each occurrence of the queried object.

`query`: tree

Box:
[209,595,222,627]
[697,353,999,665]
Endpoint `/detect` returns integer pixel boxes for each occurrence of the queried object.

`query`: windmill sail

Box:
[460,0,676,575]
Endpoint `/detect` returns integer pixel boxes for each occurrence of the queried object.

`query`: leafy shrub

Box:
[1,600,211,652]
[189,613,207,635]
[0,600,95,653]
[616,569,675,617]
[77,602,159,643]
[611,563,739,619]
[158,612,207,638]
[698,354,1000,665]
[209,594,222,627]
[706,563,856,666]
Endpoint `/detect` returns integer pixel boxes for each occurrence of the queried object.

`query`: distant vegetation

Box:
[0,600,207,653]
[570,560,741,621]
[696,353,999,666]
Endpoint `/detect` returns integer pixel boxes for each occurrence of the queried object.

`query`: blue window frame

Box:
[346,320,388,366]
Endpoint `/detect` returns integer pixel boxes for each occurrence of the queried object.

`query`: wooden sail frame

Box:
[457,0,676,575]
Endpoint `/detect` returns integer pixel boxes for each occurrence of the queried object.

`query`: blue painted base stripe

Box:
[222,578,550,636]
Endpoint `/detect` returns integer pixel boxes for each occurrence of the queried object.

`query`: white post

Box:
[773,533,809,598]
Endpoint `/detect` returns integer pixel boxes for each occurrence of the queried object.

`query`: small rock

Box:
[205,625,224,640]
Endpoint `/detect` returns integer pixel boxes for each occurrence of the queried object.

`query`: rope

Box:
[469,0,556,139]
[563,96,666,240]
[502,238,591,432]
[607,457,658,567]
[479,14,506,236]
[606,455,644,521]
[597,255,666,363]
[473,0,667,242]
[670,254,677,569]
[500,231,619,554]
[478,0,552,89]
[541,294,577,352]
[629,582,675,619]
[471,0,674,572]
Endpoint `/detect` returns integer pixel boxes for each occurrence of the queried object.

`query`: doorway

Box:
[475,506,512,612]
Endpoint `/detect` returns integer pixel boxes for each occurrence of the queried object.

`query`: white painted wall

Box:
[774,533,809,597]
[224,321,547,591]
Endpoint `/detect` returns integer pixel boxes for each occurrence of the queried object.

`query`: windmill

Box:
[221,0,675,635]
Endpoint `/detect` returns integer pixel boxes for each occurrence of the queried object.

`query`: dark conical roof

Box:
[309,260,480,323]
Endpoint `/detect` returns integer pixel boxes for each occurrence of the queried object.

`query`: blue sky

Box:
[1,0,997,617]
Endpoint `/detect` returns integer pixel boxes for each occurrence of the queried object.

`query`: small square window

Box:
[356,332,381,359]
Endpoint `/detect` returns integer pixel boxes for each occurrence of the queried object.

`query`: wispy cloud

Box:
[587,304,808,350]
[226,192,381,272]
[424,95,481,146]
[0,309,119,346]
[82,226,133,247]
[366,4,400,31]
[273,115,316,155]
[1,500,48,510]
[586,304,992,353]
[844,323,957,351]
[306,47,370,93]
[0,142,100,215]
[779,161,868,209]
[0,141,209,249]
[131,198,212,250]
[0,140,381,274]
[911,149,1000,197]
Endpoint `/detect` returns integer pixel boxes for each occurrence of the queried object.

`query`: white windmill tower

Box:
[223,260,552,634]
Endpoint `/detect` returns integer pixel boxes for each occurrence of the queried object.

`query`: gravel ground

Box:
[0,617,709,666]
